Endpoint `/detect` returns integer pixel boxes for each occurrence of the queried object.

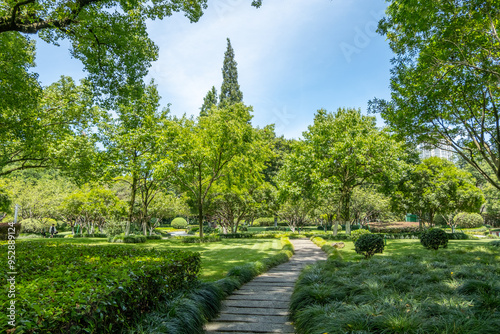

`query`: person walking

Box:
[49,224,57,238]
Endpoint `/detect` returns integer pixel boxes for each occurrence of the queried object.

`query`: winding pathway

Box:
[204,239,328,334]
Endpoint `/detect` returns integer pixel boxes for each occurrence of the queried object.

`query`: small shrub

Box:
[454,212,484,228]
[354,234,384,258]
[238,226,248,232]
[146,235,162,240]
[109,234,147,243]
[420,228,448,250]
[171,217,188,229]
[253,217,275,226]
[350,229,371,242]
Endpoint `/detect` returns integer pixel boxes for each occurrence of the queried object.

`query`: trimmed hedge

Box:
[73,233,107,238]
[310,236,343,259]
[109,234,147,243]
[454,212,484,229]
[146,235,162,240]
[354,234,385,258]
[171,217,188,229]
[420,228,448,250]
[0,242,200,333]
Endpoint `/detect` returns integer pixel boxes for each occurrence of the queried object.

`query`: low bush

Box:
[253,217,275,226]
[238,226,248,232]
[447,232,471,240]
[350,229,371,242]
[109,234,147,243]
[146,235,162,240]
[0,222,21,240]
[178,235,222,243]
[220,233,256,239]
[454,212,484,229]
[171,217,188,229]
[74,233,107,238]
[0,243,200,333]
[420,228,448,250]
[188,226,215,234]
[354,234,384,258]
[368,225,422,233]
[489,240,500,247]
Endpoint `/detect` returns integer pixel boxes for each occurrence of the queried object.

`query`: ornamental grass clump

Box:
[354,233,384,258]
[420,228,448,250]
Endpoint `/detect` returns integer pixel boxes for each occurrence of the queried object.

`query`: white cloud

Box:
[146,0,349,117]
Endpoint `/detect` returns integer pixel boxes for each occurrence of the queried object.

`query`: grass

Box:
[12,237,283,281]
[291,238,500,334]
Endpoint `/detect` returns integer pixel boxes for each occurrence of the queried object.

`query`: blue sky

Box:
[34,0,393,139]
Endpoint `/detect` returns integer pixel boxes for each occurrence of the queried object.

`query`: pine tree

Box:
[219,38,243,108]
[200,86,218,117]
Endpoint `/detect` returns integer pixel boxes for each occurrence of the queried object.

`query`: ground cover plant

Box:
[290,238,500,334]
[0,242,200,333]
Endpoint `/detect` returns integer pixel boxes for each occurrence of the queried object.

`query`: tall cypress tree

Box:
[200,86,218,117]
[219,38,243,108]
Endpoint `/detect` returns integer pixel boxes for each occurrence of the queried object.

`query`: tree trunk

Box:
[127,174,138,236]
[71,225,75,235]
[333,221,339,236]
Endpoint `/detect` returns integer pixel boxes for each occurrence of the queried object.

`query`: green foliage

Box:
[200,86,218,117]
[454,212,484,229]
[73,233,107,238]
[391,157,484,226]
[219,38,243,108]
[179,235,222,243]
[298,108,405,232]
[373,0,500,190]
[105,219,128,236]
[354,234,384,258]
[20,218,57,233]
[253,217,275,226]
[171,217,188,229]
[0,242,200,333]
[146,235,162,240]
[109,234,147,243]
[350,229,371,242]
[420,228,449,250]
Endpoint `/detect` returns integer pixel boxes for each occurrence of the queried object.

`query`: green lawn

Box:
[292,238,500,334]
[14,237,283,281]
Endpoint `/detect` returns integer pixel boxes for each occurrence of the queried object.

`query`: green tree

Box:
[200,86,218,117]
[156,103,257,237]
[219,38,243,108]
[392,157,484,231]
[350,187,391,226]
[1,76,106,180]
[303,108,404,234]
[371,0,500,190]
[103,82,171,235]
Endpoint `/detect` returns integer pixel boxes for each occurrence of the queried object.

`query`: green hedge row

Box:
[0,243,200,333]
[108,235,147,243]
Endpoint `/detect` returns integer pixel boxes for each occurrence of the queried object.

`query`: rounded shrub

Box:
[350,229,371,242]
[454,212,484,229]
[354,234,384,258]
[171,217,188,229]
[420,228,448,250]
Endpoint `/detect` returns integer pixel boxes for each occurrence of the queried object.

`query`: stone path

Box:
[204,239,328,334]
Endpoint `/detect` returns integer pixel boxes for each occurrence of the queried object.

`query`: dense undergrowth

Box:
[291,238,500,334]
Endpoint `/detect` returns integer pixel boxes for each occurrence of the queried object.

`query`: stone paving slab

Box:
[205,322,295,333]
[204,239,328,334]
